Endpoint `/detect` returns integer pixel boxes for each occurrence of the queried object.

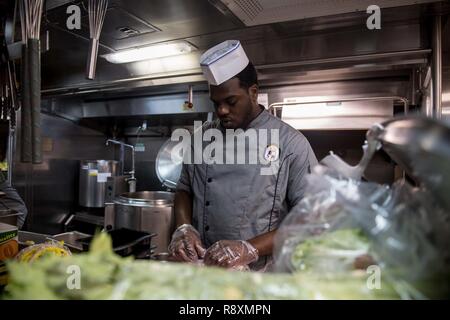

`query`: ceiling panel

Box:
[220,0,442,26]
[43,0,240,51]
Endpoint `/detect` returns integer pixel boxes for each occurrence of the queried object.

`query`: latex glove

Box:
[168,224,206,262]
[204,240,259,269]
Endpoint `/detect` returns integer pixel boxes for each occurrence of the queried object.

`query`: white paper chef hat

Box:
[200,40,249,86]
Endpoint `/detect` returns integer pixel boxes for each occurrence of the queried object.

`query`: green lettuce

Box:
[291,228,371,273]
[3,233,399,300]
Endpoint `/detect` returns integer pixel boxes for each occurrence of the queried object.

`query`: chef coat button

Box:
[207,178,212,183]
[205,225,210,231]
[205,201,210,206]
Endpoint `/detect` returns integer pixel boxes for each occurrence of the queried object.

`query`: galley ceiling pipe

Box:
[432,15,442,119]
[19,0,31,163]
[20,0,44,164]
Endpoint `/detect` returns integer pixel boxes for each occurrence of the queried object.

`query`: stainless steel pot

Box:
[79,160,120,208]
[111,191,175,254]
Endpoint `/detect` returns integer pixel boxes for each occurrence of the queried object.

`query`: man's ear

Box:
[248,84,258,105]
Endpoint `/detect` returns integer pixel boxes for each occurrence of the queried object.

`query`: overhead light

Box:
[102,41,196,64]
[127,53,201,76]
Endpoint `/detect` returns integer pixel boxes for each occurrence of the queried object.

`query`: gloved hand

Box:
[204,240,259,269]
[168,224,206,262]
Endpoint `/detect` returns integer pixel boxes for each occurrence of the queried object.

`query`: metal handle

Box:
[28,39,42,164]
[86,38,99,80]
[21,43,32,163]
[63,214,75,232]
[127,177,136,193]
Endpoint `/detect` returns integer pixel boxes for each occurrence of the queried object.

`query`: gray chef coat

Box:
[176,107,318,269]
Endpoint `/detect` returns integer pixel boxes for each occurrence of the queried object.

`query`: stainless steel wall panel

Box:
[125,137,170,192]
[13,114,113,234]
[80,93,214,118]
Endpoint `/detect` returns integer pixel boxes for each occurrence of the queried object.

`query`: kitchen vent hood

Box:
[220,0,440,26]
[276,97,396,130]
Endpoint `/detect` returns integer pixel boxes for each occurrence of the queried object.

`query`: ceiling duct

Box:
[220,0,441,26]
[45,0,74,11]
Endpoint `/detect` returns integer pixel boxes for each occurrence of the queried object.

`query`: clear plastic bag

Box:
[15,239,72,263]
[274,164,450,299]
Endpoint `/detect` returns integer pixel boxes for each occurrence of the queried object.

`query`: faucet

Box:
[106,139,136,192]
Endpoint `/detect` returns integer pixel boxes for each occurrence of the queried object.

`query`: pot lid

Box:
[155,139,184,190]
[115,191,174,206]
[80,160,120,165]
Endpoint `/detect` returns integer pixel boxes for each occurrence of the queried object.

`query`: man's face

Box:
[209,78,257,130]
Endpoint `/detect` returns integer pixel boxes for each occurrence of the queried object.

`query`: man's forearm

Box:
[174,190,193,228]
[247,229,277,256]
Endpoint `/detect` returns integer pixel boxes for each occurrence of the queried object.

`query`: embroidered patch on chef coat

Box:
[264,144,279,162]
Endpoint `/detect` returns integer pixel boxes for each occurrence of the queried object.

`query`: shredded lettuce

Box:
[291,229,371,273]
[3,232,399,300]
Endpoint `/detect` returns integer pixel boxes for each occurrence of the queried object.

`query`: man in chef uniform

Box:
[168,40,317,271]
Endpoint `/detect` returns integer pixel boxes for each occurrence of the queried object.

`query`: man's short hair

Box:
[235,62,258,89]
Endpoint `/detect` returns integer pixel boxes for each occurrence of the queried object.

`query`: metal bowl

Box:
[375,116,450,211]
